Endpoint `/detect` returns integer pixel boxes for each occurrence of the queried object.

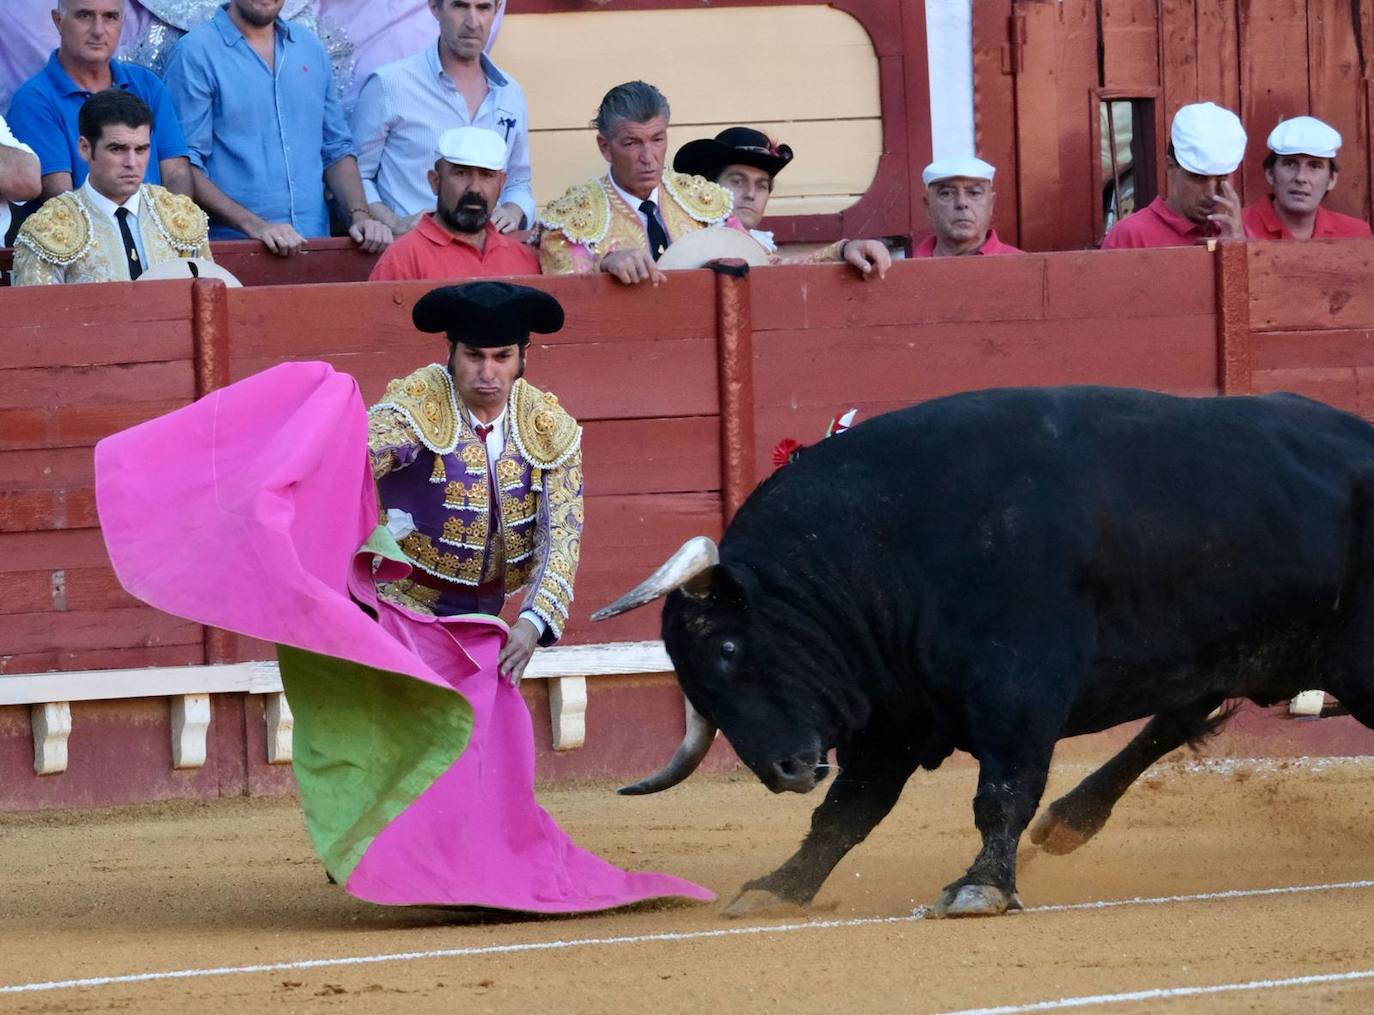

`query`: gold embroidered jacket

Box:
[368,365,583,642]
[12,184,212,286]
[537,171,735,274]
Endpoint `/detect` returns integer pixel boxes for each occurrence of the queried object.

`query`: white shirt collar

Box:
[608,171,660,212]
[467,406,506,432]
[83,180,143,222]
[750,228,777,253]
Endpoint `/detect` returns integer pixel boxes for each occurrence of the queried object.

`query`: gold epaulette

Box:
[538,178,611,246]
[371,364,461,456]
[511,379,581,468]
[662,171,734,225]
[16,193,91,265]
[145,185,209,253]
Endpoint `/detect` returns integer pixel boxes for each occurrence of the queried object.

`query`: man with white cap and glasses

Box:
[1103,101,1247,248]
[1242,116,1371,241]
[369,125,538,281]
[915,156,1022,257]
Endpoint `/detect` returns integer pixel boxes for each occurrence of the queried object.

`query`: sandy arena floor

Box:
[2,755,1374,1014]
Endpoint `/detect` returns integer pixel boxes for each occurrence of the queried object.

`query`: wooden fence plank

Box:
[0,567,138,615]
[1,608,202,657]
[1238,0,1309,208]
[0,362,196,410]
[1102,0,1161,91]
[0,644,203,676]
[0,529,109,572]
[0,446,94,490]
[0,489,99,533]
[1248,238,1374,331]
[0,401,189,452]
[1252,329,1374,370]
[581,417,721,497]
[0,320,192,370]
[1307,0,1370,221]
[0,279,190,328]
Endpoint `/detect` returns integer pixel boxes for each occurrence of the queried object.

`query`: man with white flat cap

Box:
[1103,102,1247,248]
[369,125,538,281]
[915,156,1023,257]
[1241,116,1371,241]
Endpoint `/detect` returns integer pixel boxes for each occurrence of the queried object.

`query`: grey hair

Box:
[592,81,671,136]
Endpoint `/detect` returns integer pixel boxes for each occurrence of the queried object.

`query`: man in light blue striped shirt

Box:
[351,0,532,237]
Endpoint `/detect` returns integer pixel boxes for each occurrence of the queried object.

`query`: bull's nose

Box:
[766,754,820,793]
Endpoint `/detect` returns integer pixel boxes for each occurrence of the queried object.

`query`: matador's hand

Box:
[498,617,541,687]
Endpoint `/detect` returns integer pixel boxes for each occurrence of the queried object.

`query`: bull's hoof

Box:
[932,884,1023,918]
[1028,807,1099,855]
[721,888,808,920]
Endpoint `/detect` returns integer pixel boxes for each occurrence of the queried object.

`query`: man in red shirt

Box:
[913,156,1023,257]
[370,126,539,282]
[1103,102,1247,249]
[1241,116,1371,241]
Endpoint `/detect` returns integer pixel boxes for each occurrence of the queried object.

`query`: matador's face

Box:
[448,342,524,423]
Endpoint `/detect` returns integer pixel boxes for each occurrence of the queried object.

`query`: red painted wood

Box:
[0,643,203,676]
[0,321,192,370]
[1307,1,1370,221]
[0,278,190,326]
[0,362,195,410]
[1247,237,1374,332]
[1238,0,1309,210]
[971,0,1020,246]
[0,528,110,572]
[2,607,201,657]
[0,567,139,615]
[1252,329,1374,370]
[1101,0,1162,90]
[0,401,189,453]
[1251,366,1361,414]
[0,446,94,489]
[0,488,99,532]
[581,417,721,496]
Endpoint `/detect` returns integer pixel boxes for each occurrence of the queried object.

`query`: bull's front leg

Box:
[724,742,918,918]
[933,747,1052,918]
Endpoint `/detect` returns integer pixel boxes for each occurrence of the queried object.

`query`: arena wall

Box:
[3,241,1374,811]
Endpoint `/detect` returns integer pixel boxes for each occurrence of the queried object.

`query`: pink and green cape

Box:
[94,360,713,912]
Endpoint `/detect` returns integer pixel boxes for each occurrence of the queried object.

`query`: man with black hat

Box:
[673,126,891,276]
[368,280,581,685]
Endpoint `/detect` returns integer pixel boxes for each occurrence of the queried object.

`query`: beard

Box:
[233,1,283,28]
[438,191,492,234]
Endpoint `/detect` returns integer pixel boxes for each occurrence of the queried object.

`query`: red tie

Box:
[474,422,494,440]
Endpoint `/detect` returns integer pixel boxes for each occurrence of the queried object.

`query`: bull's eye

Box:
[719,639,739,661]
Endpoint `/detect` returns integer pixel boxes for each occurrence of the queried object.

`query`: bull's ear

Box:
[707,564,754,610]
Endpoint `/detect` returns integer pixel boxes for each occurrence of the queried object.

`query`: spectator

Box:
[674,125,891,277]
[162,0,391,257]
[538,81,737,285]
[6,0,191,202]
[1242,116,1371,240]
[13,89,210,286]
[369,126,538,281]
[1103,102,1246,249]
[352,0,531,237]
[1,113,42,245]
[914,156,1022,257]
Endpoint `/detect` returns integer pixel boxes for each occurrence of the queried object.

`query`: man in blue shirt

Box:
[6,0,192,202]
[163,0,391,257]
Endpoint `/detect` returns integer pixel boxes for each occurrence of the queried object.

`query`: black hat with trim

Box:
[412,281,564,348]
[673,126,794,181]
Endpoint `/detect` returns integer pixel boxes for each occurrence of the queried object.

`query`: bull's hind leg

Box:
[723,736,919,918]
[1028,697,1226,855]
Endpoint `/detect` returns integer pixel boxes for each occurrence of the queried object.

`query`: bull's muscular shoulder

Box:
[512,379,581,468]
[16,192,91,265]
[371,364,460,455]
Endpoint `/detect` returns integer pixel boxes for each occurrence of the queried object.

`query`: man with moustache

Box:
[353,0,532,238]
[162,0,391,258]
[369,126,538,281]
[1103,102,1247,249]
[1242,116,1371,241]
[538,80,737,285]
[13,89,210,286]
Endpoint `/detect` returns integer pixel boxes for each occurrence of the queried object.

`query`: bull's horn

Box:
[618,700,718,795]
[590,536,719,621]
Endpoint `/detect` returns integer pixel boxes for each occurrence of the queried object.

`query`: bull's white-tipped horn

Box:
[590,536,720,621]
[617,700,718,795]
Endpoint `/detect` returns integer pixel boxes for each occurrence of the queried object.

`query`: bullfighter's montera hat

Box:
[412,281,564,348]
[673,127,794,180]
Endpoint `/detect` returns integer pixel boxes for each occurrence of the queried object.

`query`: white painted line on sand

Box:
[933,967,1374,1015]
[2,879,1372,996]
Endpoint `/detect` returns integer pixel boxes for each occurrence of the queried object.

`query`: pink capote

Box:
[95,360,713,911]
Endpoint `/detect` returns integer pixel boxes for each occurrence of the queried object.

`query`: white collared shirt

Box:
[0,114,35,242]
[83,181,149,271]
[750,228,777,253]
[467,406,545,639]
[607,171,667,240]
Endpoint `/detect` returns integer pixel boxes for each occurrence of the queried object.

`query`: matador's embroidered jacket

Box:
[536,170,736,274]
[368,365,583,644]
[13,183,212,286]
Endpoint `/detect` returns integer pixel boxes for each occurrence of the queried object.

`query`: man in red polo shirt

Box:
[1103,102,1247,249]
[370,126,539,282]
[1242,116,1371,241]
[913,156,1023,257]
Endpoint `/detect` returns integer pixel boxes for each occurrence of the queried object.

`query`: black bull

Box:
[594,386,1374,918]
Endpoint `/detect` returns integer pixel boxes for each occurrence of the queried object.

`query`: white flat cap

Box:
[1170,102,1247,176]
[436,126,508,171]
[1267,115,1342,158]
[922,155,996,186]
